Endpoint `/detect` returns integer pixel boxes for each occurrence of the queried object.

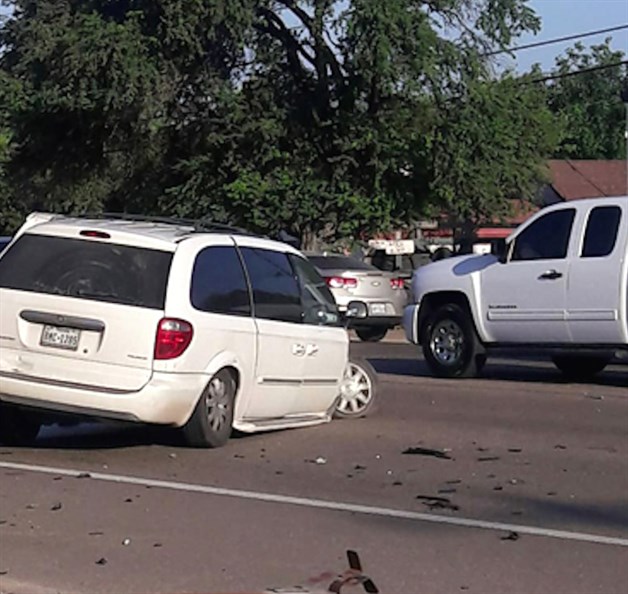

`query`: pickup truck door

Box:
[566,204,627,344]
[480,208,576,344]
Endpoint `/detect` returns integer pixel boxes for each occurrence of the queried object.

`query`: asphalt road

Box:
[0,341,627,594]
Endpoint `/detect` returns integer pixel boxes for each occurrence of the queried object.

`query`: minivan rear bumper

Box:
[0,371,207,427]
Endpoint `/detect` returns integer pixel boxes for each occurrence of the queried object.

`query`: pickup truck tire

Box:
[0,404,41,446]
[181,369,235,448]
[422,304,484,378]
[552,355,611,380]
[355,327,388,342]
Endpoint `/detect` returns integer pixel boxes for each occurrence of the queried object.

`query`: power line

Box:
[521,59,628,85]
[486,23,628,57]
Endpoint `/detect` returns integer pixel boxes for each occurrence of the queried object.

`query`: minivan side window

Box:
[290,255,341,327]
[581,206,622,258]
[240,248,302,323]
[511,209,576,262]
[191,246,251,316]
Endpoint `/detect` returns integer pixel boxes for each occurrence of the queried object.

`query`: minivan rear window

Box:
[0,234,172,309]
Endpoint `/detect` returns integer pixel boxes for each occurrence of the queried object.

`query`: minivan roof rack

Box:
[79,212,256,236]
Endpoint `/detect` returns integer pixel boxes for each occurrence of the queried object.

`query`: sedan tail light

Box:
[326,276,358,289]
[155,318,193,360]
[390,278,405,290]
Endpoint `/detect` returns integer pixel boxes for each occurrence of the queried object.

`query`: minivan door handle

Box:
[538,270,563,280]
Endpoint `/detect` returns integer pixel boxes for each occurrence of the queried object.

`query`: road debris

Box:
[95,557,108,565]
[501,531,520,541]
[50,502,62,511]
[416,495,459,511]
[122,538,131,546]
[76,472,91,479]
[402,446,452,460]
[477,456,500,462]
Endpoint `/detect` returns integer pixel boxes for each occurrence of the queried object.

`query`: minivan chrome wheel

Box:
[182,369,235,448]
[335,358,378,419]
[204,375,231,433]
[430,319,464,366]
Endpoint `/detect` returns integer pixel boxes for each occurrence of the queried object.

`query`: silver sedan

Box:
[306,253,408,342]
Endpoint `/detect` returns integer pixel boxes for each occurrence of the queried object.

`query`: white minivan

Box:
[0,213,377,447]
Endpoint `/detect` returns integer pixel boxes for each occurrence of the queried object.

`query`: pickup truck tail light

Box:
[326,276,358,289]
[155,318,193,360]
[390,278,405,290]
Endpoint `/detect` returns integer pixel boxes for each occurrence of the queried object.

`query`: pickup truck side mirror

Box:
[492,239,509,263]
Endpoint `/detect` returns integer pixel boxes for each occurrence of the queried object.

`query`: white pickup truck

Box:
[403,196,628,380]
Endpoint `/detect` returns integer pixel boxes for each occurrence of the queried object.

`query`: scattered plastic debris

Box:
[76,472,91,479]
[50,502,62,511]
[315,457,327,465]
[508,448,522,453]
[95,557,108,565]
[403,447,451,460]
[168,453,177,459]
[501,531,520,541]
[416,495,459,511]
[477,456,500,462]
[122,538,131,546]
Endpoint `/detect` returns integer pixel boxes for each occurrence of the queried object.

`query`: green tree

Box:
[0,0,556,245]
[546,40,627,160]
[430,74,561,229]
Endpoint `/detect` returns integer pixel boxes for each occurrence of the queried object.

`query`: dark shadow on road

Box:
[366,357,628,389]
[6,420,258,451]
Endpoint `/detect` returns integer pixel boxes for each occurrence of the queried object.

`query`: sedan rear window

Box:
[0,234,172,309]
[307,255,376,271]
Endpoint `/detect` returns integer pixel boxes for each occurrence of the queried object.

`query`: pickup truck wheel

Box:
[422,304,483,378]
[355,327,388,342]
[552,355,610,380]
[181,369,235,448]
[0,405,41,446]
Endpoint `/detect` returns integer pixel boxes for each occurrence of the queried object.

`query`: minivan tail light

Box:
[326,276,358,289]
[155,318,193,360]
[390,278,405,290]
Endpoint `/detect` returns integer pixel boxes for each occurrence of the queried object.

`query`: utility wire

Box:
[486,23,628,57]
[521,59,628,85]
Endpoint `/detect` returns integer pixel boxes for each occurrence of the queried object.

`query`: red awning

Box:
[476,227,513,239]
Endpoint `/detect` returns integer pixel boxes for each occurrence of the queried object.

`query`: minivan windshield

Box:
[0,234,173,309]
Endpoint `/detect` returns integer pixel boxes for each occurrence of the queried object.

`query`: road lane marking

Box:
[2,460,627,548]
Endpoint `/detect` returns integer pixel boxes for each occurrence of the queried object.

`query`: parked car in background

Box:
[306,253,408,342]
[0,213,377,448]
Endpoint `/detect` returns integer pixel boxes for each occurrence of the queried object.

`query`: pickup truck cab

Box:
[403,196,628,379]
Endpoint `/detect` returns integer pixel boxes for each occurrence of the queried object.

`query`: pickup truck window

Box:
[511,209,575,262]
[581,206,621,258]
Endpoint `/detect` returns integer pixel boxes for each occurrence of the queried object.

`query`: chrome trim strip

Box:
[20,310,105,332]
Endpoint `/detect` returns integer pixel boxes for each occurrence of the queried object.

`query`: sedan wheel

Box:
[335,358,378,419]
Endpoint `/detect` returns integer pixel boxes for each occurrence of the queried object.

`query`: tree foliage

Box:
[0,0,558,244]
[545,40,627,160]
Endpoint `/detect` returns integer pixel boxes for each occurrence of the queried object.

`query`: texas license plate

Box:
[40,325,81,351]
[369,303,387,315]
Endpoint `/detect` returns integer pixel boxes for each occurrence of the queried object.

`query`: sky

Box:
[508,0,628,72]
